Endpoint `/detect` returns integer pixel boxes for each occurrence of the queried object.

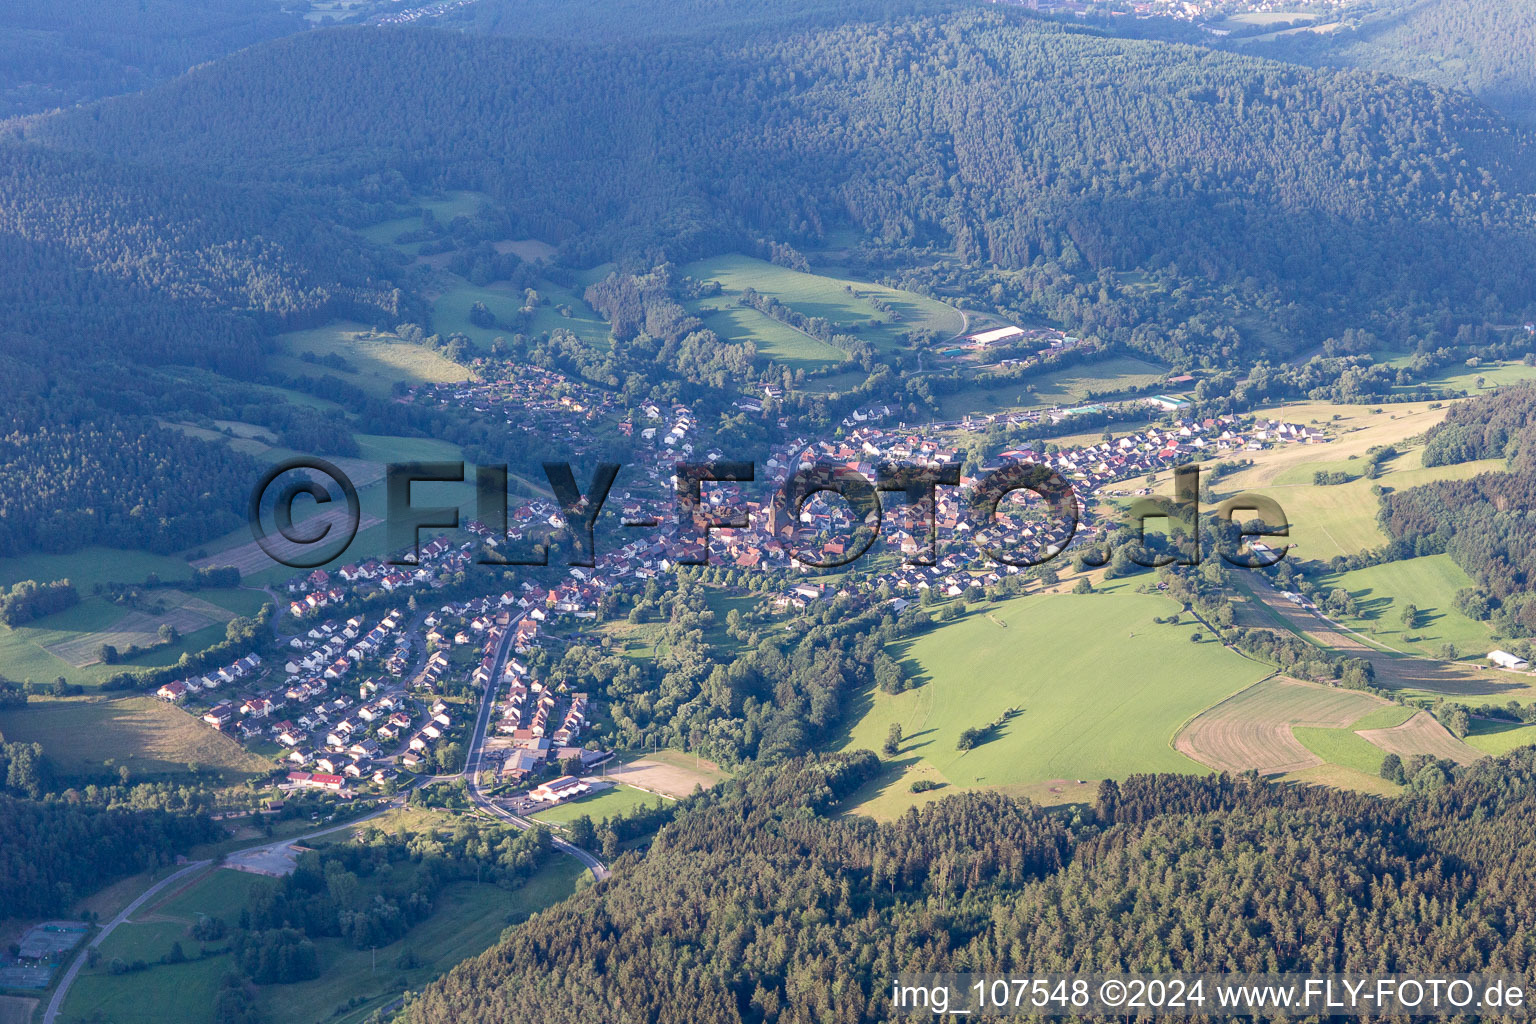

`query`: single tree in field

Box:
[1400,603,1420,630]
[883,723,902,757]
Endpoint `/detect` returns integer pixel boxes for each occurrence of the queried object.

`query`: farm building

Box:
[965,325,1025,349]
[1488,650,1530,671]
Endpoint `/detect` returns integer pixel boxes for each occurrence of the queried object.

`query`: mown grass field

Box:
[1292,725,1389,775]
[1466,719,1536,757]
[274,321,469,398]
[682,253,963,360]
[1205,399,1507,562]
[1316,554,1491,659]
[529,783,671,826]
[695,303,845,367]
[837,589,1269,818]
[936,356,1167,418]
[0,586,267,688]
[1174,675,1392,775]
[0,696,270,780]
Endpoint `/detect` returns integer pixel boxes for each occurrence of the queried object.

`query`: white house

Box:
[1488,650,1530,671]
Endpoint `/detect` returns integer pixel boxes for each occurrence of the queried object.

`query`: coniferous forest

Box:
[404,751,1536,1023]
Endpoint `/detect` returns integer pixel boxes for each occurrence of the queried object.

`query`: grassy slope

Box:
[274,321,469,398]
[0,696,270,780]
[838,589,1268,818]
[1317,553,1491,659]
[1207,399,1506,562]
[682,253,963,365]
[62,855,586,1024]
[936,355,1166,418]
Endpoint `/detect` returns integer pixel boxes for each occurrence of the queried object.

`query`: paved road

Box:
[43,805,400,1024]
[463,613,610,881]
[44,858,211,1024]
[45,612,606,1023]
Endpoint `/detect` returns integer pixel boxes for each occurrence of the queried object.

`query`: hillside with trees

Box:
[405,751,1536,1023]
[1254,0,1536,125]
[22,12,1536,346]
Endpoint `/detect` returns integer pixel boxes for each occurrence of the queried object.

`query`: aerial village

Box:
[149,315,1333,803]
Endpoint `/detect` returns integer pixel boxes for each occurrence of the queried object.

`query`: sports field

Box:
[0,696,270,780]
[838,590,1270,817]
[529,783,671,826]
[274,321,469,397]
[1316,554,1492,659]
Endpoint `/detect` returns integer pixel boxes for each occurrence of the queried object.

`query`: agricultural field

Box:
[696,303,845,367]
[936,355,1167,418]
[1316,554,1492,659]
[1465,720,1536,757]
[0,587,267,688]
[0,696,270,780]
[273,321,469,398]
[681,253,964,361]
[1174,675,1394,775]
[837,588,1271,819]
[1356,712,1482,765]
[529,783,671,826]
[1205,399,1506,562]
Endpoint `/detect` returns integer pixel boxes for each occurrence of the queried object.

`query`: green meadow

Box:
[357,190,487,246]
[60,856,587,1024]
[430,276,611,349]
[936,355,1167,418]
[696,303,845,368]
[0,585,269,689]
[1292,725,1389,775]
[1465,719,1536,757]
[1317,553,1492,659]
[681,253,964,364]
[273,321,469,398]
[838,590,1268,817]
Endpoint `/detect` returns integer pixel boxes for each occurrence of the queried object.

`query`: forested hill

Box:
[449,0,957,41]
[24,12,1536,328]
[0,0,304,117]
[1252,0,1536,125]
[406,752,1536,1024]
[0,142,405,371]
